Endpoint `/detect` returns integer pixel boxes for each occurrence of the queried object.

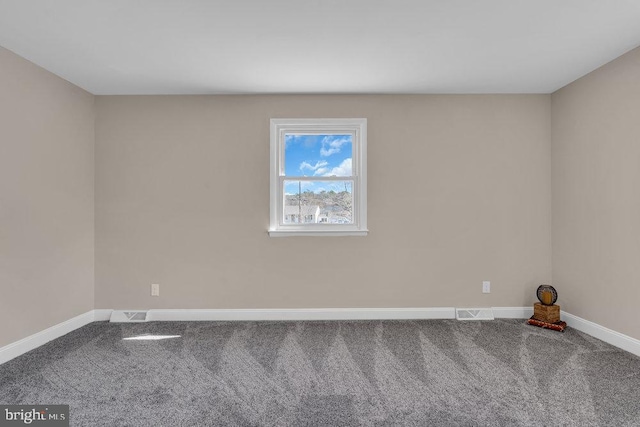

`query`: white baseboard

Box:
[562,312,640,358]
[492,306,533,319]
[3,307,639,365]
[146,307,457,322]
[98,307,531,322]
[93,309,114,321]
[0,310,99,365]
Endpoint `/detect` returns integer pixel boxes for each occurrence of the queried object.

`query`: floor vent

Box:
[456,308,495,321]
[110,311,149,323]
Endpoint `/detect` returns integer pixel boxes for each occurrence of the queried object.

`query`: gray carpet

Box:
[1,319,639,426]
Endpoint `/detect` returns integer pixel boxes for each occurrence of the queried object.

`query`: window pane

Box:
[284,134,352,177]
[283,180,353,224]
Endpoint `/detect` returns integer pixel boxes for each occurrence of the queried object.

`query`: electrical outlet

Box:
[482,281,490,293]
[151,283,160,297]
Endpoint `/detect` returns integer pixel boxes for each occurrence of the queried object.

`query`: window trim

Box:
[269,118,368,237]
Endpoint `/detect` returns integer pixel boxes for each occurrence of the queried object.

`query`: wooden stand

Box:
[533,302,560,323]
[527,317,567,332]
[528,302,566,332]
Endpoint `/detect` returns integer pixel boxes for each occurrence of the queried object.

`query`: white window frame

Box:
[269,118,368,237]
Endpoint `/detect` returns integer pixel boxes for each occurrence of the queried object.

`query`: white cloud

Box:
[320,146,340,157]
[300,160,328,172]
[322,158,352,176]
[320,136,350,157]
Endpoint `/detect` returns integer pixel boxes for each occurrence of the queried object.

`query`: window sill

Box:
[268,229,368,237]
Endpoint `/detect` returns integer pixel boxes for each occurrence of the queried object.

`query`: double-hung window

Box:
[269,118,367,237]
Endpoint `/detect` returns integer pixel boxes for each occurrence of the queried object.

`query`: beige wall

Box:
[2,39,638,347]
[552,47,640,340]
[95,95,551,310]
[0,47,95,347]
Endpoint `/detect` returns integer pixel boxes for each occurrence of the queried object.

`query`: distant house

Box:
[284,205,320,224]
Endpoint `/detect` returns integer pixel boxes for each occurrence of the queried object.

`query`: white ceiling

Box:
[1,0,639,95]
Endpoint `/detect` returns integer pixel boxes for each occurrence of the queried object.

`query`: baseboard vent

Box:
[110,311,148,323]
[456,308,495,321]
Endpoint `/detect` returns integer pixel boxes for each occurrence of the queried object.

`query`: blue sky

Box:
[284,134,353,194]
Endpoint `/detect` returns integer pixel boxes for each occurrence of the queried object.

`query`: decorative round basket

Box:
[536,285,557,306]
